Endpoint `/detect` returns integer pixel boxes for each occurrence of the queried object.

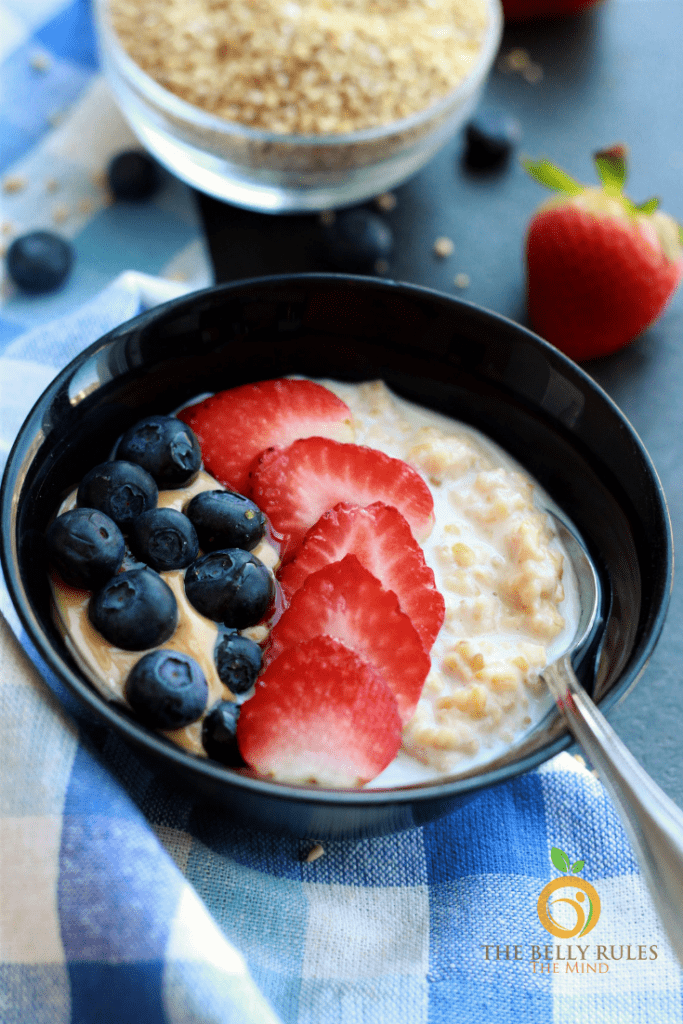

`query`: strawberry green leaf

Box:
[550,847,571,873]
[594,144,628,196]
[522,158,584,197]
[571,859,585,873]
[634,197,660,215]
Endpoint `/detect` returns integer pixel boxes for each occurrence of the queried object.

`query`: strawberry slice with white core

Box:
[267,554,430,724]
[278,502,445,651]
[177,379,353,495]
[250,437,435,561]
[236,636,402,787]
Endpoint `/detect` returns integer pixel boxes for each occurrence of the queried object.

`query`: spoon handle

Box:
[543,654,683,964]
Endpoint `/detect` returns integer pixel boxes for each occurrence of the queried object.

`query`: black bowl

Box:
[0,274,673,838]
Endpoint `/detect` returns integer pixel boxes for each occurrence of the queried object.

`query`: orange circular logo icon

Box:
[537,877,601,938]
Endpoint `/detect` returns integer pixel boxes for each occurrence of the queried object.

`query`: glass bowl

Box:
[0,275,672,838]
[93,0,503,212]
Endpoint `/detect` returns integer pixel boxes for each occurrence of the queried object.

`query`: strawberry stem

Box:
[521,158,584,197]
[634,196,661,215]
[593,144,628,196]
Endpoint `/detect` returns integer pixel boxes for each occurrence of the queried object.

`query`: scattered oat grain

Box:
[2,222,14,235]
[454,272,470,288]
[374,257,390,275]
[78,198,94,215]
[522,62,543,84]
[305,843,325,863]
[319,210,336,226]
[3,176,26,194]
[375,192,397,212]
[52,205,70,224]
[434,236,454,258]
[30,51,52,73]
[45,178,59,193]
[503,47,530,72]
[91,169,109,189]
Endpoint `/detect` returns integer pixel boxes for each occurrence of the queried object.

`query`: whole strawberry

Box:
[523,146,683,361]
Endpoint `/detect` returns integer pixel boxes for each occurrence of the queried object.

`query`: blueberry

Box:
[185,549,274,628]
[129,507,199,571]
[89,567,178,650]
[108,150,160,200]
[186,490,266,552]
[214,629,262,695]
[45,507,125,589]
[463,111,521,170]
[126,649,208,730]
[6,231,73,294]
[78,460,158,527]
[202,701,245,766]
[116,416,201,488]
[321,208,393,273]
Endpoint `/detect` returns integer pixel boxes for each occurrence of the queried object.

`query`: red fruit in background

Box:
[177,378,353,494]
[236,636,402,787]
[278,502,444,651]
[267,554,430,724]
[524,145,683,361]
[250,436,435,561]
[502,0,598,21]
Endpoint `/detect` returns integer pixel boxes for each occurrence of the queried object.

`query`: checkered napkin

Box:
[2,277,683,1024]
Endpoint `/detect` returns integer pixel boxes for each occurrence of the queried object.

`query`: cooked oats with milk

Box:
[321,380,577,787]
[50,379,577,787]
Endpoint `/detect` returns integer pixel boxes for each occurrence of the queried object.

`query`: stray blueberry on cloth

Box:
[89,567,178,650]
[45,507,125,589]
[116,415,201,488]
[6,231,73,293]
[321,208,394,272]
[186,490,266,552]
[463,111,521,170]
[77,460,158,527]
[128,507,199,571]
[214,630,262,694]
[126,649,208,730]
[202,700,245,766]
[107,150,160,200]
[185,549,274,629]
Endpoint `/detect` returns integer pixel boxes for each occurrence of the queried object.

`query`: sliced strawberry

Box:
[236,636,402,787]
[250,437,435,560]
[267,554,429,724]
[178,379,353,495]
[278,502,445,650]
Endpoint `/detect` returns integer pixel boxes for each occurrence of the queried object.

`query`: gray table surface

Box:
[200,0,683,805]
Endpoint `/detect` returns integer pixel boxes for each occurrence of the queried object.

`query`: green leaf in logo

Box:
[571,860,585,873]
[550,847,571,874]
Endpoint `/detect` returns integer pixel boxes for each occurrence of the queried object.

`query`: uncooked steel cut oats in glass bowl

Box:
[94,0,503,211]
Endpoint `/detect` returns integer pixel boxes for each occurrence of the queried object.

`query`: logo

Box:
[537,847,601,939]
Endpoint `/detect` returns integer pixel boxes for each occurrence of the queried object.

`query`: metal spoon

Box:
[543,513,683,964]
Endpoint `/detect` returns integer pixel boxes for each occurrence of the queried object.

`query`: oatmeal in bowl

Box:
[46,375,578,790]
[1,276,670,837]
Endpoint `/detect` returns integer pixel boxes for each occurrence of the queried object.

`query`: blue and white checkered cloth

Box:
[2,3,683,1022]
